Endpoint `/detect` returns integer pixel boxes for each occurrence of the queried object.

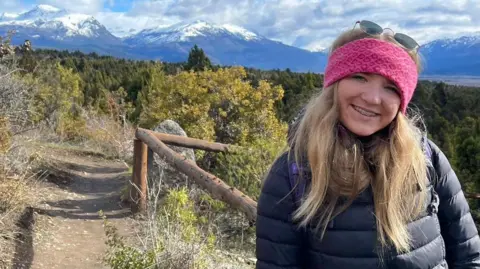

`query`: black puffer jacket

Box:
[256,140,480,269]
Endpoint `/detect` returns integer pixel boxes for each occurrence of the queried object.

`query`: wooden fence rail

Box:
[131,127,480,223]
[152,132,236,152]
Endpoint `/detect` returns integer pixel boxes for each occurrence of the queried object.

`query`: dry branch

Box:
[135,128,257,222]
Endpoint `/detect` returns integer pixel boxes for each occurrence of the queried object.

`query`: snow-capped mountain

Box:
[0,4,122,53]
[422,33,480,52]
[124,20,263,45]
[420,33,480,75]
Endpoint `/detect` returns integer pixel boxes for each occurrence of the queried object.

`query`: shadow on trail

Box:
[11,207,35,269]
[44,159,130,196]
[40,158,132,220]
[34,195,131,220]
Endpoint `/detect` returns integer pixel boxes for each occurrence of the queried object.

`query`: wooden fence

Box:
[130,127,480,223]
[130,127,257,222]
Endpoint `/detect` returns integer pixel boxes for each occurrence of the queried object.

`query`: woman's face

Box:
[337,73,401,137]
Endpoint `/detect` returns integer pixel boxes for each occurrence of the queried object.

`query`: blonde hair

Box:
[289,28,428,254]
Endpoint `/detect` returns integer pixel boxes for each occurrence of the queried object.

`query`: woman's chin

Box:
[343,123,378,137]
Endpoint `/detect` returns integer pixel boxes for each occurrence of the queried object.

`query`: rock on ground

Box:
[147,120,196,189]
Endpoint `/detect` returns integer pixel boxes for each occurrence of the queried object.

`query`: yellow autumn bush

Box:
[138,65,287,145]
[28,63,86,139]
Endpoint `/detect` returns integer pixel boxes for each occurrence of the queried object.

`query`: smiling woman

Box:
[256,20,480,269]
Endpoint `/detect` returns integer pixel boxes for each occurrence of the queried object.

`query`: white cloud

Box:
[95,12,175,37]
[271,0,480,50]
[38,0,108,13]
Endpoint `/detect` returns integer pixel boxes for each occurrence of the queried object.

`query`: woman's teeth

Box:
[353,105,377,117]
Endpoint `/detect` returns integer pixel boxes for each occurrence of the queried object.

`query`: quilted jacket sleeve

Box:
[256,152,305,269]
[429,140,480,268]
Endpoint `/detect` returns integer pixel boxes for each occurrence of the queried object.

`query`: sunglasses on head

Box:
[353,20,420,52]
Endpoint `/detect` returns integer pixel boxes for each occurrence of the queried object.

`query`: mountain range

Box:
[1,5,479,76]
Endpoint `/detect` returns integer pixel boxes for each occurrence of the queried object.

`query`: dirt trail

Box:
[12,152,135,269]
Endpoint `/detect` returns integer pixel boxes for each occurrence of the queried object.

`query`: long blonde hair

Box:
[289,28,428,254]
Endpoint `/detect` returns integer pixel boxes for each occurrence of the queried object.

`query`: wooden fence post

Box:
[131,139,148,213]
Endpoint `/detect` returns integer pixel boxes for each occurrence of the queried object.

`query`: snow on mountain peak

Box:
[179,20,260,40]
[17,4,68,21]
[36,4,62,12]
[421,32,480,52]
[222,24,258,40]
[170,20,215,38]
[54,14,103,37]
[133,19,262,45]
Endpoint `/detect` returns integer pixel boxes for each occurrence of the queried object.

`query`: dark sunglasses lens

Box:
[395,33,419,50]
[360,20,383,35]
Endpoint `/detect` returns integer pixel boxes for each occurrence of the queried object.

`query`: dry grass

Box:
[14,109,135,161]
[0,135,46,268]
[80,110,135,161]
[0,64,32,131]
[13,108,135,162]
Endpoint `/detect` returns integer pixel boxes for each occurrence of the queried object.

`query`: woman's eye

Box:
[352,75,366,81]
[386,86,398,92]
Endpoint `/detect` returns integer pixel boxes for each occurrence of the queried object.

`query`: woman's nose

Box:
[360,83,382,105]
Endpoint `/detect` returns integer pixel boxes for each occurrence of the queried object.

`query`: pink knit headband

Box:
[324,38,418,114]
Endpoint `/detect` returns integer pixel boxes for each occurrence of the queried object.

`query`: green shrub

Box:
[164,187,203,242]
[100,210,156,269]
[212,138,286,200]
[199,192,226,212]
[55,111,87,140]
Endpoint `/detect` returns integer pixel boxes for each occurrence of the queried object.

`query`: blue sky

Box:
[2,0,480,51]
[16,0,129,11]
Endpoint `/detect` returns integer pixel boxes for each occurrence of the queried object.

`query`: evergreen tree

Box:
[185,45,212,72]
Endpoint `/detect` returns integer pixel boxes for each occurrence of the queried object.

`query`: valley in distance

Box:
[420,75,480,87]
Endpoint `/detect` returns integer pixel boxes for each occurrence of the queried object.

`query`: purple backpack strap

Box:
[423,136,439,187]
[423,136,440,214]
[288,161,306,207]
[425,138,432,160]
